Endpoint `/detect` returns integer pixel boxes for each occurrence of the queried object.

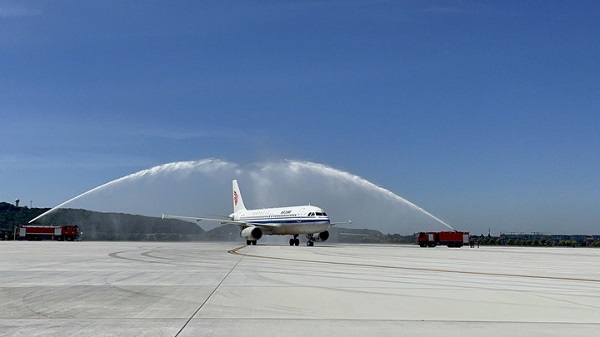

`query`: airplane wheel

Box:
[294,239,300,246]
[289,239,295,246]
[252,241,257,245]
[307,241,314,247]
[246,240,251,245]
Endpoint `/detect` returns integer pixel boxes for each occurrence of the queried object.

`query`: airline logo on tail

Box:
[233,191,238,206]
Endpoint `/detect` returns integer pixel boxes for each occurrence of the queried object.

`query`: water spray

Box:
[29,158,454,233]
[29,159,231,223]
[287,161,456,231]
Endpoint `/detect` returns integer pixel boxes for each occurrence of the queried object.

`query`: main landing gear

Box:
[289,235,300,246]
[246,240,257,245]
[288,235,315,246]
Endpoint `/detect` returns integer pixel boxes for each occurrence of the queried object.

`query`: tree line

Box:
[0,202,48,230]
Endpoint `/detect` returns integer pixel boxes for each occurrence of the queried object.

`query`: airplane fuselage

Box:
[231,205,330,235]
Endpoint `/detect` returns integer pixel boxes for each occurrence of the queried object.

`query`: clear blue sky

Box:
[2,1,599,235]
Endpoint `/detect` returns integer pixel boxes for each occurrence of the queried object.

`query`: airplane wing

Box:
[329,219,352,226]
[161,214,278,230]
[162,214,235,225]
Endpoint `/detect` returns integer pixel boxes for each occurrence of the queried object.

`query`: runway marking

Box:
[227,245,600,284]
[175,245,247,337]
[227,245,248,255]
[108,250,169,264]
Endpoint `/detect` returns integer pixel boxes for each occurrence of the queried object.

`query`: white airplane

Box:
[163,180,348,246]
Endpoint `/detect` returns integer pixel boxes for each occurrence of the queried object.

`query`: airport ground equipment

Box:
[17,225,80,241]
[417,231,469,248]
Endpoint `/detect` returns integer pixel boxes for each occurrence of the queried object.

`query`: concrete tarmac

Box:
[1,241,599,336]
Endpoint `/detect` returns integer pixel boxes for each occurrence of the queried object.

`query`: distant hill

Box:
[329,226,383,243]
[0,202,205,241]
[44,208,206,241]
[0,202,49,230]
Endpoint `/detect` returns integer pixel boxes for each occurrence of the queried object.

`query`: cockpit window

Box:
[308,211,327,216]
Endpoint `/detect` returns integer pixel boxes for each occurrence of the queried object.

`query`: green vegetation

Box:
[474,235,600,247]
[484,237,555,247]
[0,202,49,230]
[557,240,579,247]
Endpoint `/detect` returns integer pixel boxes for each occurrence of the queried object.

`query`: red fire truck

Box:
[17,225,80,241]
[417,231,469,248]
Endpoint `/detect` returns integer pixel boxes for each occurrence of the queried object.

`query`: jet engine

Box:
[240,226,262,241]
[306,230,329,242]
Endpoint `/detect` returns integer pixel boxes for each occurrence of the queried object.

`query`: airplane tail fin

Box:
[232,180,247,213]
